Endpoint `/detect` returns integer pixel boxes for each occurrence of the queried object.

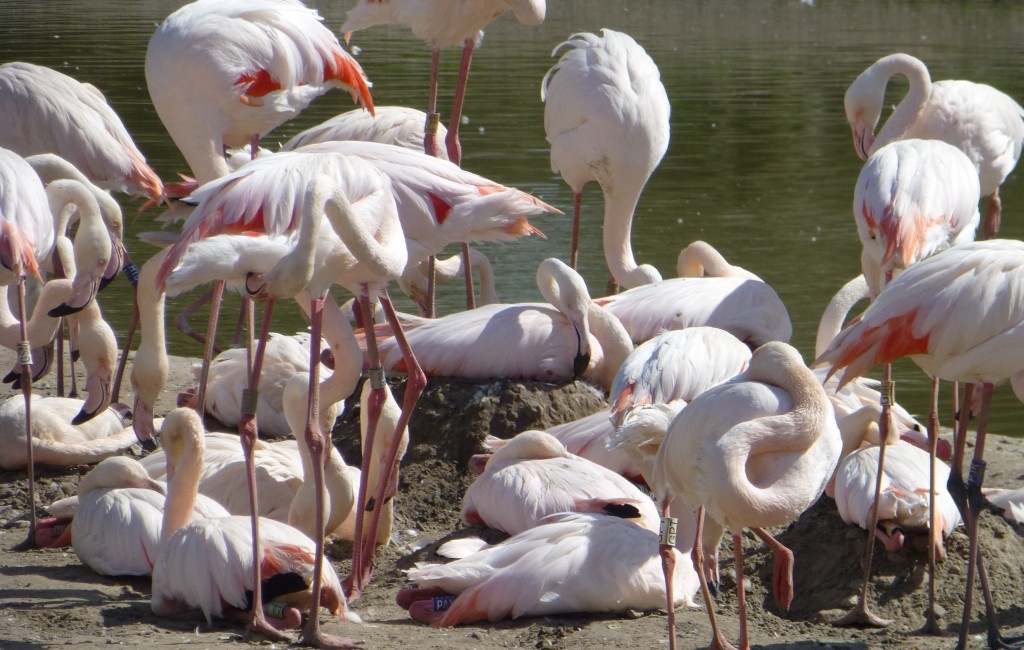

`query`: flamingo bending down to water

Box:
[462,429,660,536]
[361,258,633,392]
[817,239,1024,649]
[397,511,699,627]
[845,53,1024,238]
[543,29,670,288]
[150,408,353,641]
[651,341,841,650]
[0,62,163,201]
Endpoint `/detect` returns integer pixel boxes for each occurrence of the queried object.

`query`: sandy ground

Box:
[2,348,1024,650]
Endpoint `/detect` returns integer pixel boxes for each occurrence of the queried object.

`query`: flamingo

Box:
[0,147,56,549]
[0,395,131,472]
[831,440,960,559]
[360,258,634,391]
[609,326,751,427]
[282,105,448,159]
[837,136,980,629]
[149,150,417,636]
[0,62,163,202]
[649,341,841,650]
[342,0,545,310]
[982,487,1024,524]
[817,239,1024,650]
[542,29,670,289]
[845,52,1024,238]
[341,0,544,166]
[150,408,354,643]
[462,429,661,536]
[594,275,792,347]
[396,511,699,627]
[146,0,373,187]
[68,456,229,576]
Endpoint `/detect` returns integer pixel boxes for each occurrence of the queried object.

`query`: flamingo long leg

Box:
[833,363,895,628]
[571,192,581,270]
[13,276,36,550]
[733,533,751,650]
[657,497,677,650]
[173,288,222,353]
[110,301,138,403]
[345,292,385,601]
[192,280,226,418]
[348,290,426,599]
[692,506,736,650]
[445,39,477,311]
[919,377,943,635]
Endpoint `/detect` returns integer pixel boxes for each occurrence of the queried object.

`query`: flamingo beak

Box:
[852,122,875,161]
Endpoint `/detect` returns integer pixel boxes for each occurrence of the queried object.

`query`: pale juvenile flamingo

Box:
[0,147,56,549]
[462,429,660,535]
[69,456,229,576]
[396,511,699,627]
[360,258,633,391]
[0,62,163,201]
[838,136,980,629]
[543,29,670,289]
[845,52,1024,238]
[831,440,960,559]
[650,341,841,650]
[817,239,1024,650]
[150,408,353,643]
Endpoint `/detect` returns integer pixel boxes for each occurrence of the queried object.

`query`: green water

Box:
[2,0,1024,435]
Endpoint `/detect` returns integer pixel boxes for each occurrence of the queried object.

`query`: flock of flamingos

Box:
[2,1,1024,649]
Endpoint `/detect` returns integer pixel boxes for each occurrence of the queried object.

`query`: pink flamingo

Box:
[150,150,416,642]
[837,136,980,629]
[342,0,545,310]
[0,62,163,202]
[396,511,699,627]
[845,52,1024,238]
[150,408,353,642]
[651,341,841,650]
[462,429,660,535]
[360,258,634,391]
[0,147,55,549]
[543,29,670,288]
[817,239,1024,650]
[69,456,229,576]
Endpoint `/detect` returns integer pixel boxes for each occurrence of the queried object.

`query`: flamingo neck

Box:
[159,413,204,544]
[130,250,169,441]
[869,55,932,155]
[602,188,661,289]
[676,240,760,280]
[814,274,869,359]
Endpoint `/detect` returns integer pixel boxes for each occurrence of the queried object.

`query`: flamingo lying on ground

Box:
[397,511,698,627]
[150,408,353,642]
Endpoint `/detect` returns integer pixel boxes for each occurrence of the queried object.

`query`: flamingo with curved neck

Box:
[845,53,1024,238]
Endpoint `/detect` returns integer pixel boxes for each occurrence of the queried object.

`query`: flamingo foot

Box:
[297,611,365,650]
[831,601,893,628]
[12,531,37,551]
[243,612,298,644]
[916,610,948,637]
[34,517,72,547]
[771,545,795,610]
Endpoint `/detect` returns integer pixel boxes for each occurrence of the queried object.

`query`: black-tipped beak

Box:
[48,300,86,318]
[572,351,590,378]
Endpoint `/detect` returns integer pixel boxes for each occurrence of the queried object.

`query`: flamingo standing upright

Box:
[0,147,55,549]
[651,341,841,650]
[837,136,980,629]
[542,29,670,290]
[342,0,546,310]
[845,52,1024,238]
[817,239,1024,650]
